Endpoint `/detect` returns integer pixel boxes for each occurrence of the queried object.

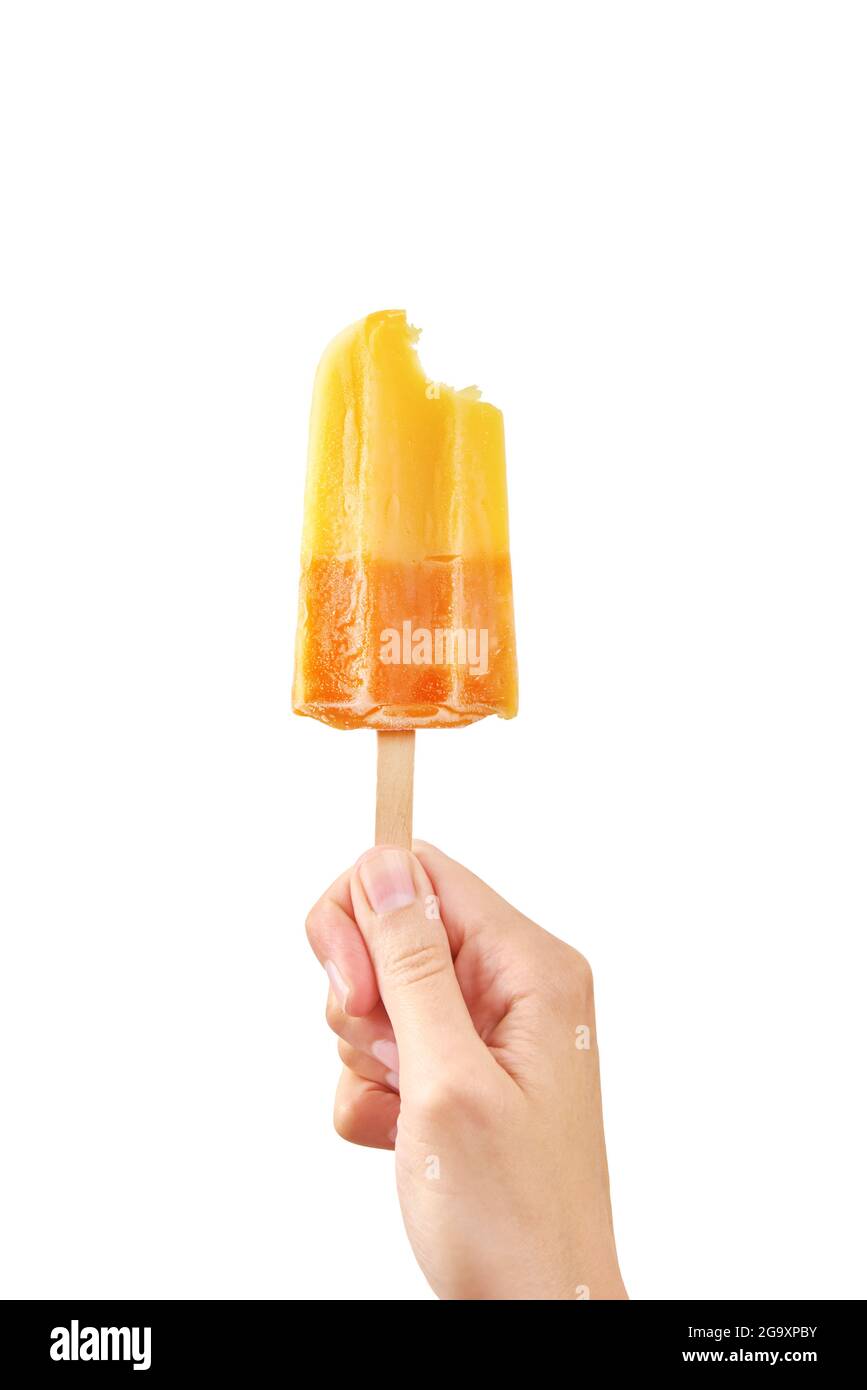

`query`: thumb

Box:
[350,846,484,1083]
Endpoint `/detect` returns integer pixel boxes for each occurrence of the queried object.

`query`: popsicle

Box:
[292,309,517,843]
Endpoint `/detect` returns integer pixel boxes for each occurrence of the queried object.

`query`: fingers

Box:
[337,1038,399,1092]
[349,846,489,1087]
[325,989,398,1070]
[305,841,531,1022]
[333,1067,399,1150]
[306,868,379,1017]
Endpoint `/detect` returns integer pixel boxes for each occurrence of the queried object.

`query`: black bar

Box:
[1,1299,864,1377]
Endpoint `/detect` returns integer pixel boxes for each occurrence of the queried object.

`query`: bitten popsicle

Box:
[293,310,517,843]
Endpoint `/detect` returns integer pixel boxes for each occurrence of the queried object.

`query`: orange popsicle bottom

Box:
[294,556,518,730]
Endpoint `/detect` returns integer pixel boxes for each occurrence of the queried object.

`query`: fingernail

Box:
[324,960,349,1010]
[371,1038,399,1072]
[385,1070,400,1091]
[359,849,416,914]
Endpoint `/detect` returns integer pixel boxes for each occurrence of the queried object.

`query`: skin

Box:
[305,841,627,1301]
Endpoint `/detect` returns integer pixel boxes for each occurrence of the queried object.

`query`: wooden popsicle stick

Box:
[375,730,415,848]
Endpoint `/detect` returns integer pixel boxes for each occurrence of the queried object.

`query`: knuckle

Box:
[546,944,594,1009]
[332,1095,356,1142]
[324,992,344,1034]
[381,937,450,988]
[304,904,323,945]
[568,948,593,994]
[412,1079,459,1123]
[412,1076,484,1126]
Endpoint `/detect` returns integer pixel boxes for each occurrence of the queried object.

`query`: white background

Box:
[1,1,865,1301]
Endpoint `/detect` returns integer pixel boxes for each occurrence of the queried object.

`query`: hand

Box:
[306,841,627,1301]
